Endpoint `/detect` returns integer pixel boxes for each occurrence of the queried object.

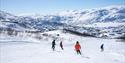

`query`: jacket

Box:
[75,43,81,50]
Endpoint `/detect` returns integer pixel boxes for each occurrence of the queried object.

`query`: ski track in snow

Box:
[0,30,125,63]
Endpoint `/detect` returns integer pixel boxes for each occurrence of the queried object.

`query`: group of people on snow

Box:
[52,40,64,51]
[52,40,104,55]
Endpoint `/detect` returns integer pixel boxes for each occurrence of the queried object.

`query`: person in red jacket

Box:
[75,41,81,55]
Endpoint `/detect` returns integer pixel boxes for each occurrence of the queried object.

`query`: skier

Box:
[100,44,104,52]
[75,41,81,55]
[52,40,56,51]
[60,41,64,50]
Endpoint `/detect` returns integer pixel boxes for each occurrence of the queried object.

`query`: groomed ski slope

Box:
[0,30,125,63]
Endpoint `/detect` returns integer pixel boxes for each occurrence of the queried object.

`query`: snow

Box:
[0,22,28,31]
[0,30,125,63]
[83,22,125,27]
[0,5,125,63]
[1,5,125,30]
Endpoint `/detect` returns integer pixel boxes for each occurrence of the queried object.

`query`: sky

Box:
[0,0,125,15]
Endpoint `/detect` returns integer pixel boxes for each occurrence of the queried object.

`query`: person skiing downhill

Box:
[75,41,81,55]
[52,40,56,51]
[100,44,104,52]
[60,41,64,50]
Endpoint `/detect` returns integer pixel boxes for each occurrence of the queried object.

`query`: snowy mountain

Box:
[57,5,125,25]
[0,5,125,38]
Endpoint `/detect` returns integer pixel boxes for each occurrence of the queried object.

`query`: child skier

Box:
[75,41,81,55]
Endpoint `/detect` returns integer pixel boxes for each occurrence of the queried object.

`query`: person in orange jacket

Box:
[75,41,81,55]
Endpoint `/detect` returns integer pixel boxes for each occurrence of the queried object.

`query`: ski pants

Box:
[76,50,81,55]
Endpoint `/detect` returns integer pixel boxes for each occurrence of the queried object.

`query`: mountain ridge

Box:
[0,5,125,39]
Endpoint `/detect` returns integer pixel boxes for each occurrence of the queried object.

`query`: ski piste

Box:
[81,55,90,59]
[0,30,125,63]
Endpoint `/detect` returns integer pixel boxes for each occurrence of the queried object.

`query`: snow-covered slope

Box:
[0,10,17,21]
[58,5,125,25]
[0,30,125,63]
[0,5,125,28]
[0,5,125,38]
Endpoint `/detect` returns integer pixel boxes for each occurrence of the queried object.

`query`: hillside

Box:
[0,30,125,63]
[0,5,125,38]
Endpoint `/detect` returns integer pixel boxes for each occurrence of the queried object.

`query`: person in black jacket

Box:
[60,41,64,50]
[52,40,56,51]
[100,44,104,52]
